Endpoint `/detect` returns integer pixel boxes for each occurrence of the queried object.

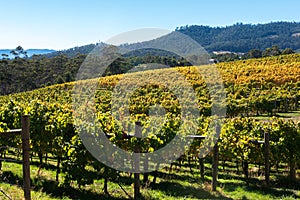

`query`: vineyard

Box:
[0,54,299,199]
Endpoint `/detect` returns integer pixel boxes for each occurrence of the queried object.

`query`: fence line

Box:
[0,115,31,200]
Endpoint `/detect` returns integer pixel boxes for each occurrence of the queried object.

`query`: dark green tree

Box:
[263,45,281,57]
[10,46,28,59]
[248,49,262,58]
[281,48,295,55]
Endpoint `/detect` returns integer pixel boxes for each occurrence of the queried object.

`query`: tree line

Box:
[0,46,190,95]
[0,44,297,96]
[212,45,295,62]
[177,21,300,52]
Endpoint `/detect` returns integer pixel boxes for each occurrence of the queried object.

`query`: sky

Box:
[1,0,300,50]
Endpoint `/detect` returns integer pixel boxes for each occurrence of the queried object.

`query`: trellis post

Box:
[264,132,270,186]
[21,115,31,200]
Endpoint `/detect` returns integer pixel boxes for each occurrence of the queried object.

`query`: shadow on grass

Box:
[273,174,300,190]
[151,181,231,199]
[220,175,300,199]
[3,156,58,172]
[0,171,128,200]
[218,171,300,191]
[1,161,299,200]
[30,160,57,171]
[153,169,215,182]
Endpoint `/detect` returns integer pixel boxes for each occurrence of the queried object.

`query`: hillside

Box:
[44,43,105,58]
[177,21,300,52]
[1,54,299,112]
[2,22,300,59]
[1,22,300,96]
[38,21,300,58]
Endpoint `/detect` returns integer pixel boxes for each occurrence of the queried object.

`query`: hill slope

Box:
[177,21,300,52]
[39,21,300,58]
[0,54,300,119]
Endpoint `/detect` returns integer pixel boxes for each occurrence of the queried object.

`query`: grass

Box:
[250,110,300,122]
[218,176,299,200]
[0,156,299,200]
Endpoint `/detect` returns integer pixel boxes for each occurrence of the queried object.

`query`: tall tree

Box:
[10,46,28,59]
[263,46,281,57]
[248,49,262,58]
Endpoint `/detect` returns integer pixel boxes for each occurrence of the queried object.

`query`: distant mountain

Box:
[0,49,56,59]
[26,49,56,57]
[40,22,300,57]
[177,21,300,52]
[45,43,105,58]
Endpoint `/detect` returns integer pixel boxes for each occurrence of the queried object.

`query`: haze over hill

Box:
[0,49,56,59]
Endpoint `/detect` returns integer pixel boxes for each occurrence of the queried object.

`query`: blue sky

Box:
[1,0,300,50]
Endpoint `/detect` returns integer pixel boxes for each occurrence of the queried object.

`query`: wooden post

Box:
[134,122,141,200]
[143,154,149,184]
[134,169,140,200]
[264,132,270,186]
[21,115,31,200]
[212,142,219,191]
[199,158,205,180]
[212,124,220,191]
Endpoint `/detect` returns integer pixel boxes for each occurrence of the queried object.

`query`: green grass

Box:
[0,161,69,200]
[0,155,299,199]
[250,110,300,122]
[218,176,299,200]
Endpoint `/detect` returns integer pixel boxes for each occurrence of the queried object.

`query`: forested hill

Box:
[44,44,99,58]
[41,22,300,57]
[177,22,300,52]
